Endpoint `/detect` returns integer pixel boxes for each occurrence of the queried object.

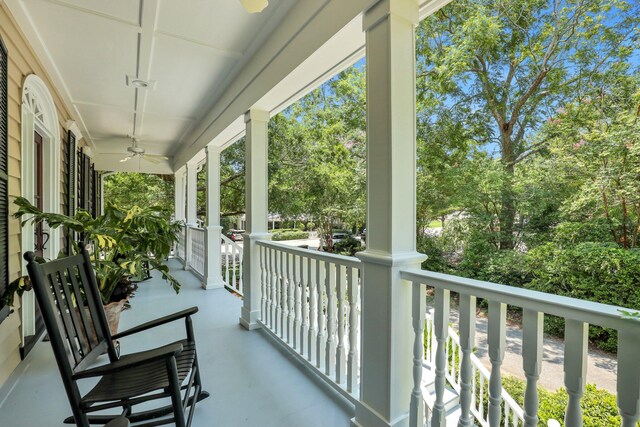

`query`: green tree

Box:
[103,173,173,215]
[544,69,640,247]
[416,0,640,249]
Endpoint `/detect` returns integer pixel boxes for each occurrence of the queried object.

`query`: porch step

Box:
[421,363,463,424]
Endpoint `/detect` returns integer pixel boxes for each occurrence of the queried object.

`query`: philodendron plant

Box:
[13,197,182,305]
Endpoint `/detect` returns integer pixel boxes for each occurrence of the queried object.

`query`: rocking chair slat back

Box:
[26,248,116,374]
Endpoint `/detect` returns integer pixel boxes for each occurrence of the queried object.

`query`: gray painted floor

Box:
[0,260,354,426]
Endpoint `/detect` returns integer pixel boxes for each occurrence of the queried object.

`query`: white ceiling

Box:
[9,0,294,163]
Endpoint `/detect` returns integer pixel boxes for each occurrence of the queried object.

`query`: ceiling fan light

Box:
[240,0,269,13]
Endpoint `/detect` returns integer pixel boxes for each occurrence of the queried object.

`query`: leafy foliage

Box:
[502,376,638,426]
[14,197,181,304]
[527,242,640,351]
[103,173,174,215]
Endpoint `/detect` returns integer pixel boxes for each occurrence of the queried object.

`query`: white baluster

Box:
[325,262,337,376]
[300,256,309,356]
[347,266,359,394]
[488,301,507,427]
[260,245,266,320]
[288,253,296,345]
[224,240,230,286]
[293,254,302,351]
[238,246,244,294]
[426,316,434,364]
[563,319,588,427]
[308,258,317,363]
[458,293,476,427]
[471,364,478,418]
[410,283,426,427]
[270,247,277,331]
[522,309,543,427]
[281,250,288,339]
[316,260,326,371]
[264,247,271,327]
[336,265,347,384]
[232,244,237,290]
[431,288,450,427]
[504,404,511,427]
[617,329,640,427]
[478,374,485,421]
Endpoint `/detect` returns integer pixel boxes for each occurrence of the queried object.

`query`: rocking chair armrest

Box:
[111,306,199,340]
[73,342,184,380]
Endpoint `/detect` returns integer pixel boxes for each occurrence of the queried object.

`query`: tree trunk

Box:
[499,133,517,250]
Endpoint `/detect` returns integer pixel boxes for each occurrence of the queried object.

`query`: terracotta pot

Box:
[77,299,127,341]
[102,299,127,336]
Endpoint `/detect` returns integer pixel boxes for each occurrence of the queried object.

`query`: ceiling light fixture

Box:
[126,75,156,90]
[240,0,269,13]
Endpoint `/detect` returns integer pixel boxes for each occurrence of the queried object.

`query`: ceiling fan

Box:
[119,136,168,165]
[240,0,269,13]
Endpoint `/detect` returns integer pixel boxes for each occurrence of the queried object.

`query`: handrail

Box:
[401,268,637,332]
[404,267,640,427]
[258,240,361,269]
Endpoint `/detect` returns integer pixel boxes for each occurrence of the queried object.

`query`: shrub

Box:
[474,250,532,288]
[552,219,613,248]
[528,242,640,352]
[502,376,636,427]
[334,237,364,256]
[417,235,450,273]
[271,230,309,241]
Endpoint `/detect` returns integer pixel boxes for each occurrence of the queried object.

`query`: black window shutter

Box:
[88,162,94,217]
[66,130,76,254]
[77,147,83,210]
[0,35,10,321]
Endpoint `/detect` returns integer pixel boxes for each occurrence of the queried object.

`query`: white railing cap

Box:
[402,267,640,332]
[258,240,361,269]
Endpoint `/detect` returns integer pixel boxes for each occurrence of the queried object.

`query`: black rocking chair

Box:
[24,243,209,427]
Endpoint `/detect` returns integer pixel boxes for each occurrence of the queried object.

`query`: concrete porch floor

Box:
[0,260,354,427]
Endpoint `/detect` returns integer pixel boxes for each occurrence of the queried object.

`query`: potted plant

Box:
[13,197,182,333]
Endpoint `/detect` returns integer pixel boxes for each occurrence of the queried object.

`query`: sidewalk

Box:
[449,310,617,393]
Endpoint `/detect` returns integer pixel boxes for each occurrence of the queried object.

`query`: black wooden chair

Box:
[24,244,209,427]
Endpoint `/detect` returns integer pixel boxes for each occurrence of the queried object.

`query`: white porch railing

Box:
[221,235,244,295]
[402,268,640,427]
[256,240,361,402]
[424,312,524,427]
[189,226,205,277]
[176,225,186,261]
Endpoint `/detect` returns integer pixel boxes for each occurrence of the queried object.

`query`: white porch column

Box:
[239,109,271,330]
[184,161,198,270]
[174,167,186,222]
[203,144,225,289]
[352,1,423,427]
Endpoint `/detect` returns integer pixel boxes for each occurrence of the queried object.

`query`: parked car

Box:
[224,229,245,242]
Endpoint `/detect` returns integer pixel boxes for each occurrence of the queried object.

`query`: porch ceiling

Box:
[5,0,295,171]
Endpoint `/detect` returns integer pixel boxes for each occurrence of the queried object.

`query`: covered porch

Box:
[0,0,638,426]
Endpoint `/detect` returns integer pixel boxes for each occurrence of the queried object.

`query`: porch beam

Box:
[240,109,271,330]
[203,144,224,290]
[352,1,424,427]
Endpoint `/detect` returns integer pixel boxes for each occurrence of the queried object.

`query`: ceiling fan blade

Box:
[119,156,133,163]
[142,155,160,164]
[240,0,268,13]
[144,154,169,160]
